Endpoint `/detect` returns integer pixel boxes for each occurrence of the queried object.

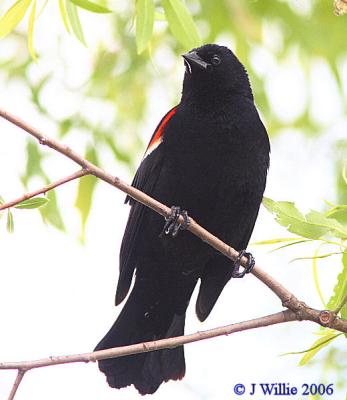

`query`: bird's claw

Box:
[231,249,255,278]
[160,206,190,238]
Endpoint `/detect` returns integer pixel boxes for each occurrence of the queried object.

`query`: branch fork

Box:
[0,107,346,399]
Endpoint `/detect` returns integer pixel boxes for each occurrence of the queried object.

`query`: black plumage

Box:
[95,44,270,395]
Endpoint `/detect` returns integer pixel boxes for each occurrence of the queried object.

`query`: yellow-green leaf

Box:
[70,0,111,13]
[6,210,14,233]
[253,237,306,245]
[28,0,37,61]
[0,0,33,39]
[59,0,70,32]
[15,197,49,209]
[299,332,342,365]
[136,0,154,54]
[40,189,65,231]
[327,249,347,327]
[263,197,347,240]
[160,0,201,50]
[75,146,98,241]
[281,331,341,365]
[65,0,86,45]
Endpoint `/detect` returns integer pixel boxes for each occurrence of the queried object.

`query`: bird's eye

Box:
[211,55,221,66]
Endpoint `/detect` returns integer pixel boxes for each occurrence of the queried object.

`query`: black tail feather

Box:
[94,292,186,395]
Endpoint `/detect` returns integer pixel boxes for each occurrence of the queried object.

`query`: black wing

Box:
[116,107,178,305]
[196,106,270,321]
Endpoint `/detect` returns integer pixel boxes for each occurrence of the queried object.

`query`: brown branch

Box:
[0,310,296,371]
[0,108,346,333]
[0,169,89,212]
[1,107,347,397]
[7,370,26,400]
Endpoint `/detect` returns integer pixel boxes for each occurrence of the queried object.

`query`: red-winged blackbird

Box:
[95,44,270,395]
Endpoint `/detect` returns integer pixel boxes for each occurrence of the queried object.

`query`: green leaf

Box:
[327,250,347,322]
[75,146,98,241]
[136,0,154,54]
[312,245,327,308]
[0,196,4,219]
[281,331,342,365]
[21,140,44,187]
[270,239,312,253]
[27,0,37,61]
[6,210,14,233]
[263,197,347,240]
[15,197,49,209]
[58,0,70,32]
[326,205,347,225]
[299,332,342,366]
[0,0,32,39]
[290,252,342,263]
[65,0,86,45]
[69,0,111,13]
[253,237,306,245]
[161,0,201,49]
[40,189,65,231]
[343,164,347,185]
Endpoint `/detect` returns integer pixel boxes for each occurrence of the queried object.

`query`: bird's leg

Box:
[160,206,190,238]
[231,249,255,278]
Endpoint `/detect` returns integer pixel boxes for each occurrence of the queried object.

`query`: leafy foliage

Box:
[262,192,347,367]
[0,0,347,395]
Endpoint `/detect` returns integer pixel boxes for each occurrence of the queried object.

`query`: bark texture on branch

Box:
[0,107,346,399]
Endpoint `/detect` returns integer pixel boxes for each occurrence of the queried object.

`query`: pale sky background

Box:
[0,1,347,399]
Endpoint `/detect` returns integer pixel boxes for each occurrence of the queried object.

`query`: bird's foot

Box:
[231,250,255,278]
[160,206,190,238]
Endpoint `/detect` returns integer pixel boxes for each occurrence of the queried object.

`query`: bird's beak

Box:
[182,51,210,73]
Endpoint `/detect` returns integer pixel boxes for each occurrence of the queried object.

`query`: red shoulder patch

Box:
[144,107,177,158]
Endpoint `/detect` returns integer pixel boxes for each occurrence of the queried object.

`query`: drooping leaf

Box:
[21,140,44,187]
[6,210,14,233]
[312,245,327,308]
[58,0,70,32]
[75,146,98,241]
[40,189,65,231]
[270,240,313,253]
[290,252,342,263]
[27,0,37,61]
[281,331,342,365]
[253,237,305,245]
[263,197,347,240]
[299,332,342,366]
[15,197,49,209]
[0,196,4,220]
[0,0,32,39]
[70,0,111,14]
[136,0,155,54]
[65,0,86,45]
[327,250,347,324]
[161,0,201,49]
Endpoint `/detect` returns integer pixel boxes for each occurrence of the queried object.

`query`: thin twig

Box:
[0,108,346,333]
[7,370,26,400]
[0,310,296,371]
[1,108,347,400]
[0,169,89,212]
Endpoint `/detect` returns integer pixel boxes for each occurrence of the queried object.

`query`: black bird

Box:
[95,44,270,395]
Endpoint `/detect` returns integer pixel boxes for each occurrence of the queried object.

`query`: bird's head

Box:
[181,44,253,104]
